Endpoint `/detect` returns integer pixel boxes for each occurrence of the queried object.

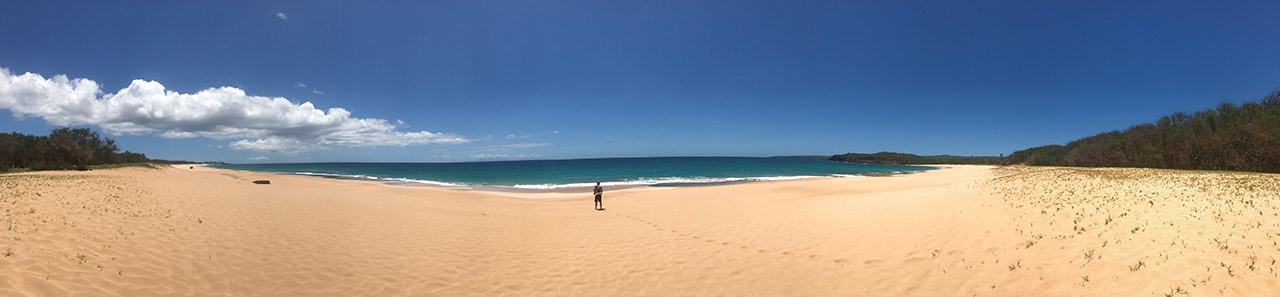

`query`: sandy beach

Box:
[2,164,1279,296]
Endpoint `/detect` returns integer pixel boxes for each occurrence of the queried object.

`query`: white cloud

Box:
[248,156,270,161]
[470,143,553,152]
[468,153,539,160]
[505,134,516,139]
[296,82,323,95]
[276,12,287,20]
[230,137,328,154]
[0,67,472,154]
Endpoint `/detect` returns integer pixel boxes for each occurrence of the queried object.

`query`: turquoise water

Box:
[209,157,936,189]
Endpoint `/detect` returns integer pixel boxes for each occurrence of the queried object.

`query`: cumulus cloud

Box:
[248,156,270,161]
[0,67,471,154]
[276,12,287,20]
[230,137,329,154]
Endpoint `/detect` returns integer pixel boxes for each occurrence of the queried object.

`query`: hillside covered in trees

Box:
[0,128,210,172]
[1005,91,1280,173]
[828,152,1002,165]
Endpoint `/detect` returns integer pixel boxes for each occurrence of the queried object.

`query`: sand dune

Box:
[2,165,1278,296]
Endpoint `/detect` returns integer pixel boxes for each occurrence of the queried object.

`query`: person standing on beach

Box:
[593,182,604,210]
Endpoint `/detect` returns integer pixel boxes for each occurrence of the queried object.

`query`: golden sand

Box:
[2,164,1278,296]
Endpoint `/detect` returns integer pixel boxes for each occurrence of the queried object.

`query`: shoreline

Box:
[195,163,937,196]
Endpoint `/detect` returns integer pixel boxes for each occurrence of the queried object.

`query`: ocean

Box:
[209,157,936,189]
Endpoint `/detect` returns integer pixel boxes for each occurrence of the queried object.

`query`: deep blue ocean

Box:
[209,157,936,189]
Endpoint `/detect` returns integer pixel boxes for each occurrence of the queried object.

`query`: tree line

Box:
[0,128,151,171]
[828,91,1280,173]
[1004,91,1280,172]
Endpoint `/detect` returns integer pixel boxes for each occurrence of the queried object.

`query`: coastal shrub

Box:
[0,128,202,171]
[1007,90,1280,173]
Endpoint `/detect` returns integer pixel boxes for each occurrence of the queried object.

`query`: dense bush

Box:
[1006,91,1280,172]
[0,128,151,171]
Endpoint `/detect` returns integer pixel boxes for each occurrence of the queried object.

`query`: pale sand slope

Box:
[1,164,1278,296]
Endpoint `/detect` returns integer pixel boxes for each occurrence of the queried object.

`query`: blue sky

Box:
[2,0,1279,163]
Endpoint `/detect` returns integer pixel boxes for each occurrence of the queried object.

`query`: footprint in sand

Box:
[947,250,965,256]
[757,249,769,253]
[902,257,927,263]
[862,259,883,265]
[833,258,850,265]
[780,251,794,256]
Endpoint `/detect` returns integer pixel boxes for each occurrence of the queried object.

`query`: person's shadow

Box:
[596,207,606,211]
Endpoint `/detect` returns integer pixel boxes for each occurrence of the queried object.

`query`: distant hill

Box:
[828,152,1002,165]
[1005,91,1280,173]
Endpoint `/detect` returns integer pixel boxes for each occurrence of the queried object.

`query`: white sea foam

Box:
[511,175,824,189]
[284,171,895,190]
[287,172,464,187]
[829,174,865,178]
[379,177,464,187]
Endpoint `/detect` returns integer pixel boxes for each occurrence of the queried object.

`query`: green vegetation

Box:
[0,128,218,172]
[1005,91,1280,173]
[0,128,131,171]
[828,152,1002,165]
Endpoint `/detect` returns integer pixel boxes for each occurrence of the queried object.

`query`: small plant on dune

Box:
[76,253,87,264]
[4,248,11,257]
[1081,275,1089,282]
[1164,286,1187,297]
[1084,249,1096,262]
[1129,260,1145,271]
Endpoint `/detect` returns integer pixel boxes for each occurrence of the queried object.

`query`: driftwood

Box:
[252,180,271,185]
